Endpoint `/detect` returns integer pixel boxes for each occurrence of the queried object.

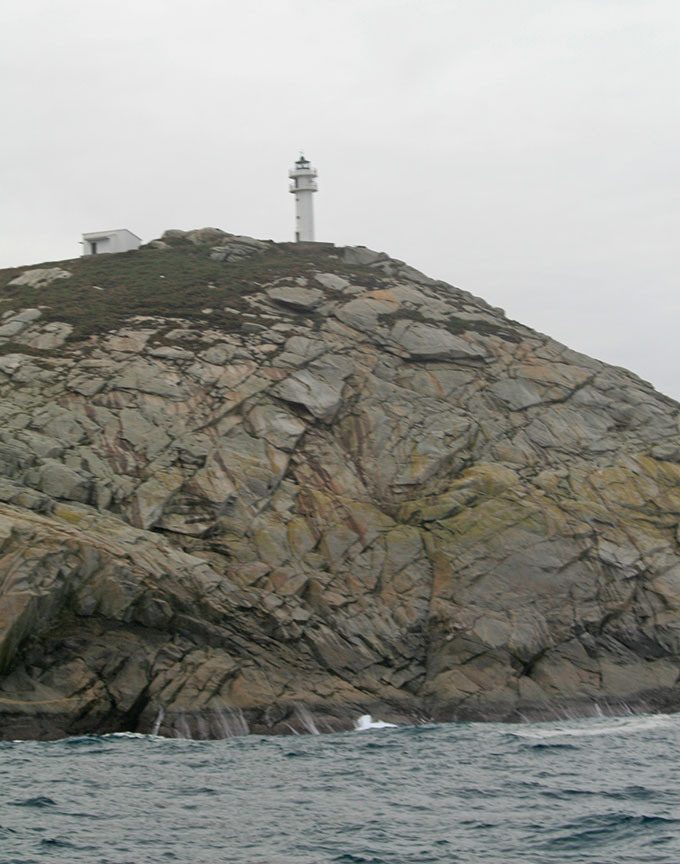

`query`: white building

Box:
[288,155,318,242]
[81,229,141,256]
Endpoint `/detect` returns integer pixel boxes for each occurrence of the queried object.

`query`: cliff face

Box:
[1,229,679,739]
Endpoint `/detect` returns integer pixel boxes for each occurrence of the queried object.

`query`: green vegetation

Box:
[0,342,49,358]
[0,241,352,343]
[442,316,521,343]
[0,238,522,349]
[378,307,520,342]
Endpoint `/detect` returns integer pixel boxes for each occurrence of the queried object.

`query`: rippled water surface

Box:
[2,712,679,863]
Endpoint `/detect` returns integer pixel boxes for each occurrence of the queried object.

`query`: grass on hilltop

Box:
[0,241,352,343]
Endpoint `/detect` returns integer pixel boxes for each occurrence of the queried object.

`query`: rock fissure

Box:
[0,233,679,737]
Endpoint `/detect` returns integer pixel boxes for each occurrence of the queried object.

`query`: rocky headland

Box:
[0,228,679,739]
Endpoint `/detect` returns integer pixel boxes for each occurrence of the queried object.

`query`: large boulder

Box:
[7,268,71,288]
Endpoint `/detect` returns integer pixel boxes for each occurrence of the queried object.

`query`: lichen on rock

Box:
[0,231,679,740]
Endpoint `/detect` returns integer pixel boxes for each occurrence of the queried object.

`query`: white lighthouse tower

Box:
[288,154,318,242]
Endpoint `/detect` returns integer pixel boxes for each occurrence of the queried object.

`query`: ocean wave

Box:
[507,712,676,740]
[544,812,680,849]
[9,796,57,808]
[354,714,398,731]
[102,731,150,739]
[3,712,678,863]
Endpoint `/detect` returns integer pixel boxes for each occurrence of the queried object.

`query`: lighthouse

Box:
[288,154,318,242]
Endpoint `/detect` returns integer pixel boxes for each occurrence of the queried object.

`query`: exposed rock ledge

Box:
[0,233,679,739]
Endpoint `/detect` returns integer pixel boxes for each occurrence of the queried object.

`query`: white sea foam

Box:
[355,714,398,731]
[294,705,320,734]
[151,707,164,736]
[105,731,150,739]
[215,706,249,739]
[508,713,675,740]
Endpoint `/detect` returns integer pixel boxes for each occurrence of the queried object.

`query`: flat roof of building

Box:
[82,229,142,240]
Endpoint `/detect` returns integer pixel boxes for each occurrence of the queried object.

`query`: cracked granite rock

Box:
[0,235,679,739]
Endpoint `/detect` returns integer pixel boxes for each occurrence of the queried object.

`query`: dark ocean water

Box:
[1,712,679,864]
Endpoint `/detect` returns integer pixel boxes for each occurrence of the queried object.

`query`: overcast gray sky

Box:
[2,0,678,399]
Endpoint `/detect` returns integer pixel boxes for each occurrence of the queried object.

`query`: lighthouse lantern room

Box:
[288,155,318,242]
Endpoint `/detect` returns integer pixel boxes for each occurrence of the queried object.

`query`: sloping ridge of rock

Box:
[0,232,679,739]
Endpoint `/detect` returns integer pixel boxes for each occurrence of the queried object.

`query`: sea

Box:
[1,711,679,864]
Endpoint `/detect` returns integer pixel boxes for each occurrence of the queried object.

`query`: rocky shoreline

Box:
[1,230,679,739]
